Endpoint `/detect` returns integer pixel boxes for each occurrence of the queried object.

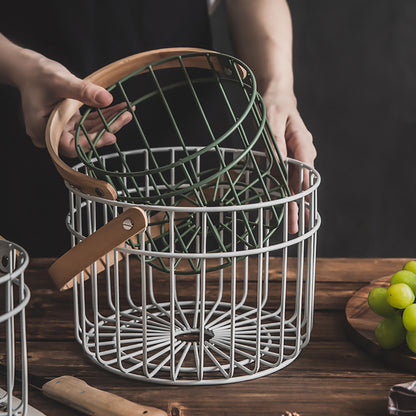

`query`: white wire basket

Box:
[0,239,30,414]
[49,149,320,385]
[45,48,321,385]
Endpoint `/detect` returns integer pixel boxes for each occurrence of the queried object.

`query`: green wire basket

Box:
[47,48,291,274]
[75,49,289,204]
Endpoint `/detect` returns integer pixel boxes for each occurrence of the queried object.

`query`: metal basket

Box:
[46,48,321,385]
[0,239,30,414]
[73,49,290,206]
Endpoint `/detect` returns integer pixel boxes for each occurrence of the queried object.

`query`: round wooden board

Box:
[345,275,416,373]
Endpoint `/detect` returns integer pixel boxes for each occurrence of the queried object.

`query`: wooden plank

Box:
[315,258,411,282]
[25,258,390,309]
[20,339,415,416]
[23,377,399,416]
[4,258,415,416]
[24,257,413,282]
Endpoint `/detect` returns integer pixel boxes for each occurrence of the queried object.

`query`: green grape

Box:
[375,313,406,349]
[407,330,416,353]
[390,270,416,296]
[404,260,416,275]
[386,283,415,309]
[367,287,396,317]
[403,304,416,331]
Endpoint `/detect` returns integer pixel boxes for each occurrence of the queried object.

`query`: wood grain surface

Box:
[3,258,416,416]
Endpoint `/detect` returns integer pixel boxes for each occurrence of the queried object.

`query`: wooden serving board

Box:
[345,275,416,373]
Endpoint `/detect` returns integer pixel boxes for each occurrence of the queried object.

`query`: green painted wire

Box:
[73,51,291,272]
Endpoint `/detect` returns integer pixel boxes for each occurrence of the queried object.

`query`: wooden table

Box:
[14,258,416,416]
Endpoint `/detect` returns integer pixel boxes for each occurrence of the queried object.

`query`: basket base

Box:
[79,301,307,385]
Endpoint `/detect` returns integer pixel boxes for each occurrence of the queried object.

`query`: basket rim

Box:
[69,153,320,212]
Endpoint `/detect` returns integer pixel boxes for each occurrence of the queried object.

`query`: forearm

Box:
[225,0,294,95]
[0,33,41,88]
[226,0,316,205]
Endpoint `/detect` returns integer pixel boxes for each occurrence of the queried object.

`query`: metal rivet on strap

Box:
[123,218,134,231]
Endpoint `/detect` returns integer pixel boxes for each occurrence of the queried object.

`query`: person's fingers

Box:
[59,74,113,108]
[59,126,117,158]
[87,131,117,150]
[263,96,316,236]
[59,129,118,158]
[269,110,315,236]
[267,107,288,161]
[83,106,132,131]
[104,111,133,135]
[287,200,299,235]
[58,130,80,158]
[58,108,133,158]
[286,118,316,235]
[83,102,130,122]
[84,111,131,150]
[285,114,316,167]
[288,166,310,235]
[82,110,133,137]
[49,107,130,156]
[265,107,297,234]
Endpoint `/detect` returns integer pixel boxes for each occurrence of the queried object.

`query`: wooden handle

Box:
[45,47,245,199]
[47,197,204,290]
[48,207,147,291]
[42,376,167,416]
[48,171,238,289]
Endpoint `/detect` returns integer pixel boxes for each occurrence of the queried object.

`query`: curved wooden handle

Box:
[42,376,167,416]
[48,207,147,291]
[47,171,237,289]
[45,47,244,199]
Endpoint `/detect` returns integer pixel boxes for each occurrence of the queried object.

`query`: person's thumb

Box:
[61,75,113,108]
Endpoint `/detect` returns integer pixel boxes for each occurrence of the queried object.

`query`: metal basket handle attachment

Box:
[0,235,8,274]
[0,234,21,275]
[45,47,246,200]
[48,207,147,291]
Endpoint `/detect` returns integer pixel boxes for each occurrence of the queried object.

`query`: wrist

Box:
[0,40,45,91]
[257,69,295,95]
[249,62,293,94]
[261,80,297,107]
[8,47,46,89]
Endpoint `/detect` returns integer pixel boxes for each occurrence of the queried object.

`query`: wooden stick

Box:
[42,376,167,416]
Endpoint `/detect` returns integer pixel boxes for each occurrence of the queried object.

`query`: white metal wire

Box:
[0,240,30,415]
[65,148,320,385]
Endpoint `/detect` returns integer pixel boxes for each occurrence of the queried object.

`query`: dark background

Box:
[3,1,414,259]
[212,0,416,258]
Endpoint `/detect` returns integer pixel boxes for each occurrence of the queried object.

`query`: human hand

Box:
[15,50,132,157]
[59,103,133,158]
[262,87,316,234]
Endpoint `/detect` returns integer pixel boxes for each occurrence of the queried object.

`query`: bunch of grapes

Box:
[367,260,416,351]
